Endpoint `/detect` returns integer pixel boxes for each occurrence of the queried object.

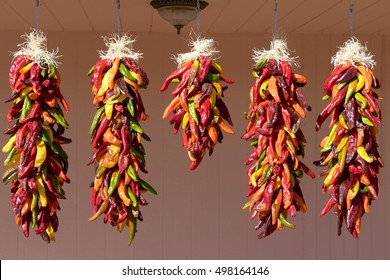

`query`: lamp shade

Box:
[150,0,209,34]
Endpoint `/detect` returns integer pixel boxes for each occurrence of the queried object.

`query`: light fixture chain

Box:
[274,0,278,39]
[35,0,40,30]
[117,0,121,35]
[196,0,201,35]
[349,0,353,38]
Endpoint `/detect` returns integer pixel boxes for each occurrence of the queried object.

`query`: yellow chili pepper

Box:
[36,174,47,207]
[34,139,47,168]
[2,134,16,153]
[45,222,55,242]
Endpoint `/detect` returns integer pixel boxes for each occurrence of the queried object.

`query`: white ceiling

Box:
[0,0,389,35]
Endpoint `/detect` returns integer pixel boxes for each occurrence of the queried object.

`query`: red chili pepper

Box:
[219,74,235,84]
[20,102,41,124]
[30,63,42,94]
[9,55,31,90]
[13,71,30,93]
[197,55,212,83]
[91,116,110,148]
[160,61,192,93]
[6,102,23,122]
[280,60,292,86]
[91,59,110,88]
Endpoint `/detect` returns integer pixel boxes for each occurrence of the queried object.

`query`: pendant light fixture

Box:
[150,0,208,35]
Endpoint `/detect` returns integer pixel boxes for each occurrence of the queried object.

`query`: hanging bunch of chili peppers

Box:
[2,30,71,242]
[315,38,383,239]
[87,35,156,246]
[160,36,235,170]
[242,39,314,239]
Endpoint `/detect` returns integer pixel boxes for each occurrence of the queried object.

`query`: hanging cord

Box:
[116,0,121,35]
[274,0,279,39]
[196,0,201,35]
[35,0,40,30]
[349,0,353,38]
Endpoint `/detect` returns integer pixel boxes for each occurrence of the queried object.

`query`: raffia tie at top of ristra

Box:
[173,35,220,67]
[332,37,376,69]
[252,38,299,67]
[98,34,143,62]
[12,29,61,67]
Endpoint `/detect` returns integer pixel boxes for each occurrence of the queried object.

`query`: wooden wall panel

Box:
[0,31,388,260]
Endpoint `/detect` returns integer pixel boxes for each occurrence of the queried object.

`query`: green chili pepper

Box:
[255,150,266,172]
[2,166,18,184]
[20,96,32,120]
[361,116,373,126]
[258,165,273,186]
[188,101,199,125]
[141,132,151,142]
[337,81,347,91]
[31,191,38,211]
[42,166,48,181]
[171,78,180,83]
[48,108,69,128]
[95,164,106,179]
[50,174,66,197]
[125,98,135,118]
[130,147,145,165]
[119,63,136,81]
[127,187,138,207]
[242,200,250,210]
[126,165,138,182]
[48,65,57,79]
[40,67,46,77]
[89,106,105,136]
[138,178,157,195]
[355,92,368,109]
[206,72,220,82]
[4,146,17,166]
[359,185,369,193]
[250,140,258,147]
[108,170,121,196]
[31,209,38,229]
[87,65,95,76]
[130,118,144,134]
[279,212,296,229]
[322,94,331,101]
[52,142,69,173]
[128,214,137,246]
[293,168,303,178]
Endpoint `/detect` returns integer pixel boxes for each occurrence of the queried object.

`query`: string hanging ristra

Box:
[196,0,201,35]
[116,0,121,35]
[35,0,40,30]
[349,0,354,38]
[274,0,279,39]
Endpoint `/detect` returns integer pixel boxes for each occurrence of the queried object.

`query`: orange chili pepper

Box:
[357,65,372,93]
[207,124,218,144]
[216,117,234,134]
[21,195,32,218]
[108,57,121,90]
[249,184,266,211]
[291,100,306,118]
[103,127,122,145]
[42,111,55,124]
[88,201,109,222]
[267,76,281,102]
[117,178,131,206]
[162,95,180,120]
[271,189,283,225]
[124,76,139,92]
[275,129,285,157]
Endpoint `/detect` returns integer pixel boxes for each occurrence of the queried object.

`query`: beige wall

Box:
[0,31,388,260]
